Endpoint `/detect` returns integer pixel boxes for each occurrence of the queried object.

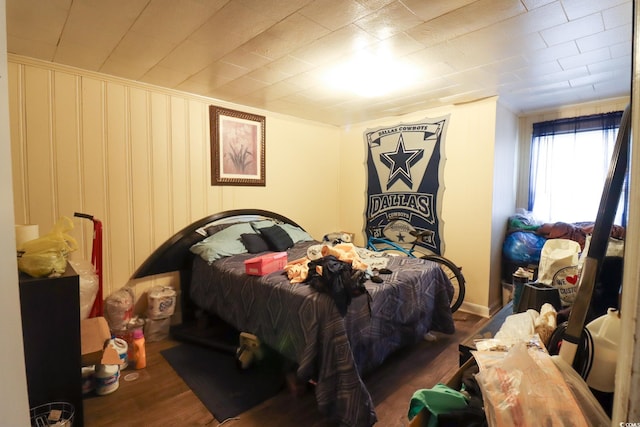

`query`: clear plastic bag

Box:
[69,259,99,320]
[476,343,589,427]
[18,216,78,277]
[104,287,135,331]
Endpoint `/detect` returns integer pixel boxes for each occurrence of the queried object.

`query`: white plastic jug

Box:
[585,308,620,392]
[95,364,120,395]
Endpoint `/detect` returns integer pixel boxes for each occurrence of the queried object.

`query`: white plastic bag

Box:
[104,287,134,331]
[68,259,99,320]
[537,239,580,285]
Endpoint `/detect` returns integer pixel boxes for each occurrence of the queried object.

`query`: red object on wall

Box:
[74,212,103,317]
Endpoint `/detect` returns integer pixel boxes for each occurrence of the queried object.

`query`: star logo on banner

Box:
[380,134,424,189]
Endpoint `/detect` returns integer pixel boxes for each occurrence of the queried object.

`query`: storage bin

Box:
[244,252,287,276]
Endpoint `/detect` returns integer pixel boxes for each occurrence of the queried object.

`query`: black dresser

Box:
[19,263,83,426]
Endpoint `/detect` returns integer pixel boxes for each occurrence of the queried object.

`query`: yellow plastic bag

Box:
[18,216,78,277]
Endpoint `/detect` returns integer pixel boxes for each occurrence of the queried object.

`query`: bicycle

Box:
[365,219,466,313]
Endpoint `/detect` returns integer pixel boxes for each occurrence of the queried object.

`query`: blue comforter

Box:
[189,241,455,426]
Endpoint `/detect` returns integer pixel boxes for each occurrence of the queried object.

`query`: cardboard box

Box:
[81,316,122,366]
[244,252,288,276]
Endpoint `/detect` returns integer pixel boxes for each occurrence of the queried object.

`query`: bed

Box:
[132,209,455,427]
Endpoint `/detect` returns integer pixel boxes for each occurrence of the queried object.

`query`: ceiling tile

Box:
[142,65,192,89]
[7,36,57,60]
[221,48,271,72]
[189,1,277,45]
[602,2,633,29]
[299,0,369,31]
[562,0,629,20]
[6,0,70,44]
[248,80,301,101]
[401,0,477,22]
[524,41,580,63]
[494,1,567,35]
[130,0,228,43]
[520,0,556,10]
[540,13,605,46]
[265,13,330,45]
[102,32,176,80]
[513,60,564,80]
[355,0,395,11]
[157,39,233,75]
[218,76,269,99]
[245,65,291,85]
[588,55,632,73]
[576,23,632,52]
[354,2,423,39]
[188,61,250,87]
[291,24,378,66]
[54,42,108,71]
[570,70,617,88]
[59,0,148,52]
[511,64,588,88]
[6,0,633,126]
[610,41,632,58]
[367,32,424,57]
[558,47,611,70]
[406,0,526,48]
[236,0,312,20]
[268,55,316,76]
[239,32,299,61]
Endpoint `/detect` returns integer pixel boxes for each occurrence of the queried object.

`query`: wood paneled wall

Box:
[9,55,341,304]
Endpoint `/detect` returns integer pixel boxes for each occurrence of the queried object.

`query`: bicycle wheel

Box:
[421,254,466,313]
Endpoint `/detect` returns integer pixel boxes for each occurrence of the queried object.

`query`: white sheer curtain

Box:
[528,112,626,225]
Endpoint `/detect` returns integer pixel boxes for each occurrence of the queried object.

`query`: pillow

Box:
[259,225,294,251]
[278,223,314,243]
[189,222,254,262]
[240,233,270,254]
[195,221,242,237]
[250,219,276,231]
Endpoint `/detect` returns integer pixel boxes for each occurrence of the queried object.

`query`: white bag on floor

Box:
[537,239,580,285]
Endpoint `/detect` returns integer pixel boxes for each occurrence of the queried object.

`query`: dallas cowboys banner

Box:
[364,116,450,256]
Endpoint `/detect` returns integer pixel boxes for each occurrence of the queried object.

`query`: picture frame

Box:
[209,105,266,186]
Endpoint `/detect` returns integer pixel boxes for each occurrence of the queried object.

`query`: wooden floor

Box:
[83,311,486,427]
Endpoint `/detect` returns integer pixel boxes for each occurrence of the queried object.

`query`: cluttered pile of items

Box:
[408,239,622,427]
[408,104,631,427]
[15,213,178,401]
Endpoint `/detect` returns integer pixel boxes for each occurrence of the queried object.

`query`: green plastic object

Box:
[408,383,468,426]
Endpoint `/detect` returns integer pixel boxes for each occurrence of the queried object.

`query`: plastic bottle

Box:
[113,337,129,369]
[132,328,146,369]
[585,308,621,392]
[95,364,120,395]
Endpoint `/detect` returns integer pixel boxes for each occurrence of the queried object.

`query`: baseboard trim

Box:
[458,301,491,318]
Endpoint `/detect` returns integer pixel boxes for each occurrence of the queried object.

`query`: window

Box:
[528,111,627,225]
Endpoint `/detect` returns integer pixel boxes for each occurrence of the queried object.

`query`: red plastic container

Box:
[244,252,288,276]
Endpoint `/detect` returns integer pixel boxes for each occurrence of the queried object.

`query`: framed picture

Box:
[209,105,266,186]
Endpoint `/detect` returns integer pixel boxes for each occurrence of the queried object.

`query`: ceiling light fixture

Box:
[325,51,419,98]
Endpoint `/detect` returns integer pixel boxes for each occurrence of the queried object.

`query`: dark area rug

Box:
[161,342,287,421]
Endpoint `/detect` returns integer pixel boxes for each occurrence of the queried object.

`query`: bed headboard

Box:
[131,209,304,279]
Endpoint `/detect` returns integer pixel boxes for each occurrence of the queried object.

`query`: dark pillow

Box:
[204,222,241,236]
[259,225,294,251]
[240,233,270,254]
